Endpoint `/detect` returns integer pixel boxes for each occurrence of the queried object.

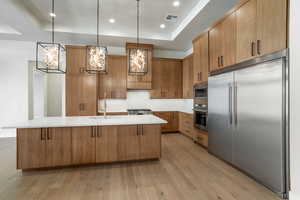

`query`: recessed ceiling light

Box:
[49,12,56,17]
[109,18,115,23]
[173,1,180,7]
[160,24,166,29]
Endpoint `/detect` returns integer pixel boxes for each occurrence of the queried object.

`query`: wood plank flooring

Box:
[0,134,280,200]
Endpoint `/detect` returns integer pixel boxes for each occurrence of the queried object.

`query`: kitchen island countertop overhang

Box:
[2,114,167,129]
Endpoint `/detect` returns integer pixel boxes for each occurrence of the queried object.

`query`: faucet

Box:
[103,92,107,118]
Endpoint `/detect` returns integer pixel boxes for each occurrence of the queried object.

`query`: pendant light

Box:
[36,0,66,74]
[86,0,108,73]
[128,0,148,75]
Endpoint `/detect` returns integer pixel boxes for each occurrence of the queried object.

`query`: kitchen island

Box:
[5,115,167,170]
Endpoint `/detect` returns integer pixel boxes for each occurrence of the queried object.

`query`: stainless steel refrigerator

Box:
[208,50,289,199]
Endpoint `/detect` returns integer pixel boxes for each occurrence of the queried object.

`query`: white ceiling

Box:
[0,0,239,51]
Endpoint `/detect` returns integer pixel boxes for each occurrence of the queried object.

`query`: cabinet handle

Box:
[218,56,220,67]
[91,127,95,138]
[41,129,46,140]
[257,40,261,55]
[200,72,202,81]
[97,127,102,137]
[221,56,224,67]
[47,128,52,140]
[251,42,256,57]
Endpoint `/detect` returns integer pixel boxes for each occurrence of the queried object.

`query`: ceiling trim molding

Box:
[171,0,210,40]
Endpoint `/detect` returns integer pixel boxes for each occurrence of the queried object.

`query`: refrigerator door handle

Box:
[234,81,238,126]
[229,84,233,125]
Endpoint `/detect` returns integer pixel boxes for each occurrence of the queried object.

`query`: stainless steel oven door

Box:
[194,109,208,131]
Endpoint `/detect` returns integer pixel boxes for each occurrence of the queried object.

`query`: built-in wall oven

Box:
[194,82,208,131]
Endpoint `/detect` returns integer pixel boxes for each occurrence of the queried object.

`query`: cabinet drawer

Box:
[194,131,208,148]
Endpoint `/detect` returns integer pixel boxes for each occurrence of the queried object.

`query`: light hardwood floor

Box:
[0,134,280,200]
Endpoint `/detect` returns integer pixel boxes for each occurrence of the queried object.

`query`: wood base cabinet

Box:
[153,112,178,133]
[17,124,161,170]
[17,128,72,169]
[178,112,208,148]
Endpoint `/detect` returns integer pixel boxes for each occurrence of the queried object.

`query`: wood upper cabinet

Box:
[66,46,97,116]
[98,55,127,99]
[236,0,258,63]
[139,124,161,159]
[209,23,222,71]
[117,125,140,161]
[182,54,193,99]
[222,12,237,68]
[151,58,183,99]
[72,126,96,164]
[256,0,287,56]
[96,126,118,163]
[236,0,287,63]
[126,43,153,90]
[193,33,209,84]
[17,128,72,169]
[209,12,236,71]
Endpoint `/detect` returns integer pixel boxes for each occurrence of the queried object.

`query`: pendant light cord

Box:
[51,0,55,43]
[97,0,100,46]
[137,0,140,48]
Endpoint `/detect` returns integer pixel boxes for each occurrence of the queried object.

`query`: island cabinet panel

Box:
[17,124,161,169]
[71,126,96,165]
[17,128,47,169]
[117,125,140,161]
[95,126,118,163]
[17,127,72,169]
[139,124,161,159]
[45,128,72,167]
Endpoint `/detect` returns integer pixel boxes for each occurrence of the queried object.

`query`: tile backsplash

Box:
[98,90,193,113]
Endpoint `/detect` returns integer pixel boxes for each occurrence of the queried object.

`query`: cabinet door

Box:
[151,58,163,99]
[256,0,287,56]
[182,56,193,99]
[95,126,118,163]
[46,127,72,167]
[66,46,97,116]
[222,12,237,68]
[209,23,222,71]
[117,125,140,161]
[99,56,127,99]
[72,127,96,164]
[193,39,201,84]
[236,0,257,63]
[140,125,161,159]
[199,33,209,82]
[171,112,179,132]
[17,128,47,169]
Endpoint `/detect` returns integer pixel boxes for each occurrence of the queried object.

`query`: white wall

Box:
[0,40,35,124]
[289,0,300,199]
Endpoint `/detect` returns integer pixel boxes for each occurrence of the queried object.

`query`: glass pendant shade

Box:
[128,48,148,74]
[36,42,66,73]
[86,46,108,73]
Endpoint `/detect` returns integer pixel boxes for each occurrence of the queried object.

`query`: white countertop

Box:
[98,109,194,115]
[1,115,167,129]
